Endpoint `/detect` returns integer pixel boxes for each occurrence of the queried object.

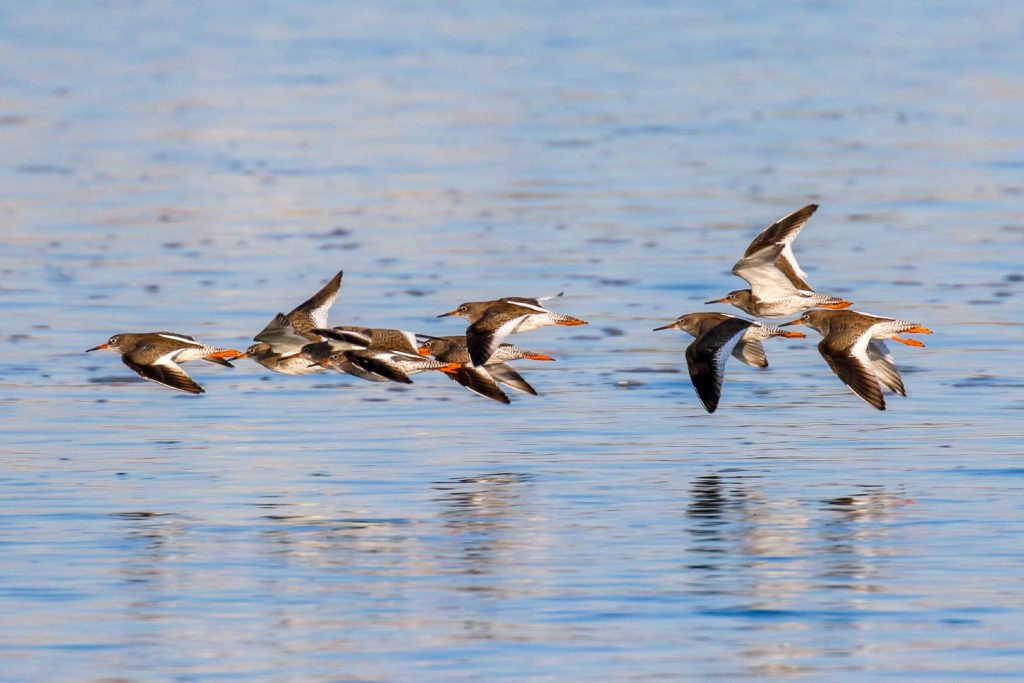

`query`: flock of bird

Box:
[86,270,587,405]
[653,203,932,411]
[86,204,932,411]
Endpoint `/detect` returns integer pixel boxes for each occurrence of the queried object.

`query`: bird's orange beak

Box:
[780,319,802,327]
[85,343,109,352]
[436,310,458,318]
[652,322,679,331]
[417,345,431,356]
[704,296,729,305]
[525,353,555,361]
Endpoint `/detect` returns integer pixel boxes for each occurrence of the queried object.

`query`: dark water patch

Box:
[88,375,146,385]
[108,511,174,519]
[620,366,681,374]
[17,164,73,175]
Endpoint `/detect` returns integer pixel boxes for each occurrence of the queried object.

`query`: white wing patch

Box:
[157,333,199,345]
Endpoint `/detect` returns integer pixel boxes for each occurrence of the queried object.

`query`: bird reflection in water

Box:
[433,472,536,575]
[684,472,913,676]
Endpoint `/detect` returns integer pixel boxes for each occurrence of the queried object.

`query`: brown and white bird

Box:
[653,313,803,413]
[417,334,555,403]
[239,270,346,375]
[705,204,852,317]
[437,294,586,367]
[654,311,805,369]
[86,332,241,394]
[303,326,456,384]
[781,309,932,411]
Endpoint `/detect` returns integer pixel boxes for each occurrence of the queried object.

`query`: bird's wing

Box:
[288,270,343,332]
[122,354,204,394]
[153,332,200,345]
[732,338,768,368]
[741,204,817,289]
[448,366,511,404]
[685,317,754,413]
[818,336,886,410]
[254,313,311,353]
[499,297,551,311]
[313,327,373,350]
[866,339,905,396]
[731,243,803,298]
[343,351,413,384]
[331,358,391,382]
[486,362,538,396]
[466,310,532,367]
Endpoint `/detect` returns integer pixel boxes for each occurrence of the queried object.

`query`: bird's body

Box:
[86,332,240,394]
[305,326,453,384]
[654,312,805,413]
[417,334,555,403]
[782,309,932,410]
[437,294,586,367]
[707,204,852,318]
[654,311,805,369]
[242,270,345,375]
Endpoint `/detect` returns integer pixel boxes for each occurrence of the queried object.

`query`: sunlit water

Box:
[2,1,1024,681]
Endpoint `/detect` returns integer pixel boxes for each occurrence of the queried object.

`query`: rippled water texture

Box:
[2,1,1024,681]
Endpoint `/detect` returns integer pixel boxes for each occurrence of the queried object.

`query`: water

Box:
[2,1,1024,680]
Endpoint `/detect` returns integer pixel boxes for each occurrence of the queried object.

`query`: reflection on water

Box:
[3,0,1024,680]
[685,472,920,676]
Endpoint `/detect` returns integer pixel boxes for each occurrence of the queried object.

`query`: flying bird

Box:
[654,313,804,413]
[437,293,585,367]
[86,332,240,394]
[706,204,852,317]
[782,309,932,410]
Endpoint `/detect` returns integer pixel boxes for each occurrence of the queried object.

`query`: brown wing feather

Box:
[288,270,343,334]
[685,317,753,413]
[466,310,527,367]
[818,341,886,410]
[487,363,538,396]
[742,204,818,257]
[122,357,204,394]
[732,339,768,368]
[449,366,511,404]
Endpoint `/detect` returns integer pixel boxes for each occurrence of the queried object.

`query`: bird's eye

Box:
[109,336,118,344]
[459,306,467,313]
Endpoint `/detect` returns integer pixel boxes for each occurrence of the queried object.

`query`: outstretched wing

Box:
[866,340,905,396]
[313,327,373,351]
[122,355,204,394]
[288,270,343,333]
[732,338,768,368]
[486,362,538,396]
[344,351,414,384]
[732,243,803,298]
[818,338,886,410]
[448,366,511,404]
[254,313,312,353]
[466,309,532,367]
[741,204,817,290]
[685,317,754,413]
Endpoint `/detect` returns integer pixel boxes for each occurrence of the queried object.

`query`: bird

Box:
[304,326,457,384]
[652,315,779,413]
[705,204,852,317]
[239,270,346,375]
[437,293,586,367]
[417,334,555,403]
[86,332,241,394]
[781,309,932,410]
[653,311,806,369]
